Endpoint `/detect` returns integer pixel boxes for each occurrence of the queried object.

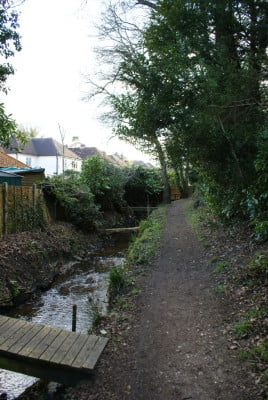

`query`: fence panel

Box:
[0,183,51,236]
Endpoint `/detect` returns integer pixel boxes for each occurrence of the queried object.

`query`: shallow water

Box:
[0,234,129,399]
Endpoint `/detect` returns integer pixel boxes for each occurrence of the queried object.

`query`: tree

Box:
[144,0,268,218]
[0,0,23,148]
[88,2,172,202]
[0,0,22,93]
[88,0,267,218]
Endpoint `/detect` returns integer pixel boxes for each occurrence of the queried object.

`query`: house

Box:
[69,145,130,167]
[5,138,82,177]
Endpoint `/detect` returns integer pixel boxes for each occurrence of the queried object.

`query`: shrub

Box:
[43,176,101,231]
[81,156,127,211]
[123,166,163,207]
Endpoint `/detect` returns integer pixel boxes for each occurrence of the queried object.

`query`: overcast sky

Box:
[3,0,154,163]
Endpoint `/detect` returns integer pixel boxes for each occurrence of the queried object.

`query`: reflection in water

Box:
[0,234,129,399]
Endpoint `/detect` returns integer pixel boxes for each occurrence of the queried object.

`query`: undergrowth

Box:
[184,198,268,394]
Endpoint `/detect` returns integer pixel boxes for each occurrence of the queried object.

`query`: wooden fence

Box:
[0,183,51,236]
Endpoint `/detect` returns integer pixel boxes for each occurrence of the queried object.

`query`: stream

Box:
[0,233,130,400]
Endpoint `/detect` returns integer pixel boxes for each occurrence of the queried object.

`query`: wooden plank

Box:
[82,337,108,370]
[0,316,108,378]
[50,332,84,365]
[0,316,10,328]
[29,327,60,359]
[0,319,28,347]
[7,323,44,354]
[18,325,51,357]
[48,331,74,364]
[0,317,21,337]
[101,226,139,234]
[40,330,71,362]
[57,333,88,367]
[71,335,99,369]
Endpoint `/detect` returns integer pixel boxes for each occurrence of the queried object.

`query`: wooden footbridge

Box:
[0,315,108,385]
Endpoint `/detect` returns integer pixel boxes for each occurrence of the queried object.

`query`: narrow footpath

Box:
[70,200,260,400]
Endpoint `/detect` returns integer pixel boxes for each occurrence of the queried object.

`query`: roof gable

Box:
[0,149,29,168]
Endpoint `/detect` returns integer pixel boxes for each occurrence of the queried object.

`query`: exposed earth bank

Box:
[0,223,101,310]
[65,199,267,400]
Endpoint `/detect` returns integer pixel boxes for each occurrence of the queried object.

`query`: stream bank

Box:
[0,227,133,400]
[0,222,107,310]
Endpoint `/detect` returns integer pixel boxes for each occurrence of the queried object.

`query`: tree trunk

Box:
[153,137,170,204]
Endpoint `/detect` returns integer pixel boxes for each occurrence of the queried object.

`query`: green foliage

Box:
[108,266,126,301]
[232,320,252,338]
[7,190,47,234]
[126,206,167,265]
[213,261,229,273]
[8,279,20,300]
[0,103,26,148]
[214,283,227,294]
[97,0,267,231]
[81,156,127,211]
[44,175,101,231]
[244,253,268,282]
[0,0,21,93]
[88,299,103,328]
[239,341,268,364]
[124,165,163,206]
[244,129,268,240]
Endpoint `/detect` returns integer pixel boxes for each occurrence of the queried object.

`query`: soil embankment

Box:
[0,223,99,309]
[68,199,264,400]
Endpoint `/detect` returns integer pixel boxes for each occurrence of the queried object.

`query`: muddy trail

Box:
[67,199,262,400]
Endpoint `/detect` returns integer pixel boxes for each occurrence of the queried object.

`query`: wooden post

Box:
[72,305,77,332]
[3,183,8,236]
[13,187,17,233]
[32,184,37,212]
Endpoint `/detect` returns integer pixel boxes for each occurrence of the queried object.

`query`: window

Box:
[26,157,31,167]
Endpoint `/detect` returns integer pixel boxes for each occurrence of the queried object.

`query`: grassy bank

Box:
[184,199,268,394]
[108,205,168,304]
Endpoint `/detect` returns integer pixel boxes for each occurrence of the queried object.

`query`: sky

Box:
[3,0,154,164]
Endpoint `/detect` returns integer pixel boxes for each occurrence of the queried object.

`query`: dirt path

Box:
[70,199,260,400]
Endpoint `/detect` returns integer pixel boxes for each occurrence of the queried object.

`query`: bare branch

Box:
[135,0,158,10]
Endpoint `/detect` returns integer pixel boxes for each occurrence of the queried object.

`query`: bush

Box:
[123,166,163,206]
[43,175,101,231]
[81,156,127,211]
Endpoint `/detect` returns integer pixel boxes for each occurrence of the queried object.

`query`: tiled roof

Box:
[0,149,29,168]
[5,138,81,159]
[69,147,130,166]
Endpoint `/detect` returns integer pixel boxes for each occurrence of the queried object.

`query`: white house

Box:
[6,138,82,177]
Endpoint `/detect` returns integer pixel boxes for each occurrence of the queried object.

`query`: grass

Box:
[213,260,229,273]
[108,266,126,299]
[126,206,167,266]
[214,283,227,293]
[231,320,252,338]
[88,299,103,328]
[239,341,268,363]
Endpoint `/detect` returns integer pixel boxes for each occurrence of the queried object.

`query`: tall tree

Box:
[0,0,21,92]
[0,0,23,148]
[88,1,172,202]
